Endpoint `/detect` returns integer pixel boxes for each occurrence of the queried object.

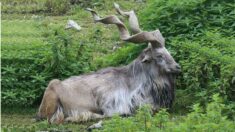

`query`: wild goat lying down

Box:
[36,3,181,124]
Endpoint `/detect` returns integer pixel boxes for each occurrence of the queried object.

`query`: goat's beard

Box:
[149,73,175,109]
[127,60,176,110]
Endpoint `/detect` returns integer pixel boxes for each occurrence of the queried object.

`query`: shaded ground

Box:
[1,108,96,131]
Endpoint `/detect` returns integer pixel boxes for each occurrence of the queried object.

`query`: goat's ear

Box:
[151,42,164,49]
[147,43,152,48]
[148,42,163,49]
[141,54,152,63]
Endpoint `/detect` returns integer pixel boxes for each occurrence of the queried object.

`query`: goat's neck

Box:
[127,60,175,108]
[127,60,172,88]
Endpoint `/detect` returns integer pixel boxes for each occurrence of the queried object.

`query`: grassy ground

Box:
[1,108,91,131]
[1,20,49,59]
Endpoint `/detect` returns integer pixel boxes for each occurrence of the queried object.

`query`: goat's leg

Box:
[65,111,104,123]
[36,79,63,123]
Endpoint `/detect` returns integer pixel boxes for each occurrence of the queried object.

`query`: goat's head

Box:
[87,3,181,75]
[139,44,181,74]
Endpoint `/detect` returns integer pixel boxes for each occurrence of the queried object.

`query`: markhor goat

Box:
[36,3,181,124]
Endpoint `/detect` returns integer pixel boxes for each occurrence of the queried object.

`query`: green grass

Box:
[2,21,41,37]
[1,108,90,132]
[1,20,49,59]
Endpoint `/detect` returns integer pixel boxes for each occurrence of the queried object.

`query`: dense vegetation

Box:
[139,0,235,116]
[99,94,235,132]
[1,0,235,131]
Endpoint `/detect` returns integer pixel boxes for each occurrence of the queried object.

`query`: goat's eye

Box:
[156,55,164,62]
[158,58,163,63]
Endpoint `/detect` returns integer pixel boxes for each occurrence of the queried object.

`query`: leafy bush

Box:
[139,0,234,38]
[137,0,235,114]
[92,44,146,70]
[43,27,93,78]
[96,94,235,132]
[171,35,235,115]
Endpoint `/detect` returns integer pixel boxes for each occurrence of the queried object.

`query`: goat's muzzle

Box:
[171,64,181,74]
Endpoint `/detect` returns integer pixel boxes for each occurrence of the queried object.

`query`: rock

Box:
[65,20,81,31]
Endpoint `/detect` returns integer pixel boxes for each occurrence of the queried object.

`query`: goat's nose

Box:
[176,65,181,71]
